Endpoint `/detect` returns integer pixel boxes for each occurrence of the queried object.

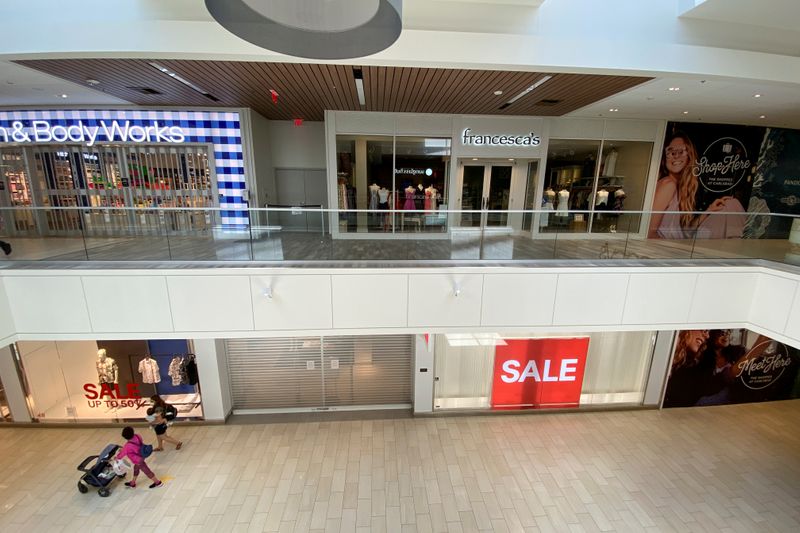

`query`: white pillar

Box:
[413,334,434,414]
[193,338,232,422]
[0,344,31,422]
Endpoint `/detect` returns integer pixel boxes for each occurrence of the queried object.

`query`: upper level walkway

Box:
[1,207,798,266]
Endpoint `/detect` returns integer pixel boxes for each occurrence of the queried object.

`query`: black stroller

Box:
[77,443,126,497]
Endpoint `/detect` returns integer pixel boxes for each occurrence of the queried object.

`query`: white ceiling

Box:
[568,76,800,129]
[681,0,800,33]
[0,60,129,106]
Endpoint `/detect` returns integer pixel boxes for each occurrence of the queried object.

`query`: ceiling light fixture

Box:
[353,68,366,106]
[60,94,68,98]
[85,79,100,86]
[148,62,220,102]
[471,158,478,161]
[493,90,503,96]
[205,0,403,60]
[668,87,680,91]
[754,94,761,98]
[608,108,619,112]
[499,75,553,109]
[683,111,689,114]
[760,115,766,119]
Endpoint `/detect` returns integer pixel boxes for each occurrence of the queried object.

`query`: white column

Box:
[193,338,232,422]
[0,344,31,422]
[643,330,675,407]
[413,334,434,414]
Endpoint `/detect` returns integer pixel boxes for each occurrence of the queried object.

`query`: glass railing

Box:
[0,206,798,265]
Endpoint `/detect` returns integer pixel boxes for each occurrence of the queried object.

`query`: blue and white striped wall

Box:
[0,109,248,227]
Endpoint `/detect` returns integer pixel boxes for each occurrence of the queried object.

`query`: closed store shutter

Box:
[226,335,412,411]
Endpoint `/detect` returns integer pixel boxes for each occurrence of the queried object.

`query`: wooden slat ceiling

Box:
[15,59,651,121]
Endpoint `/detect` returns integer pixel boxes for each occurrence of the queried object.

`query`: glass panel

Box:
[592,140,654,234]
[486,165,511,226]
[522,161,539,231]
[543,140,602,234]
[0,373,12,421]
[579,331,654,405]
[434,335,496,409]
[394,136,450,233]
[461,165,484,227]
[17,340,203,422]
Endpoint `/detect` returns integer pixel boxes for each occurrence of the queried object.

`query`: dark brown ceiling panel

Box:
[14,59,651,121]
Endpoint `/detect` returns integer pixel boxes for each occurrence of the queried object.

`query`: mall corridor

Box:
[0,401,798,533]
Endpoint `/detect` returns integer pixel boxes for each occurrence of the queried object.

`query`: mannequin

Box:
[96,348,119,385]
[403,185,416,210]
[424,185,438,212]
[378,186,390,208]
[613,188,626,211]
[595,189,609,207]
[138,354,161,385]
[604,149,618,177]
[415,184,425,211]
[544,187,556,203]
[556,189,570,215]
[368,183,380,211]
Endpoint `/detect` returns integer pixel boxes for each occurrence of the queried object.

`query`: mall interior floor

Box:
[0,401,798,532]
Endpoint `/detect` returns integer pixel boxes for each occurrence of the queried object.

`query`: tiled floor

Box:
[1,401,799,532]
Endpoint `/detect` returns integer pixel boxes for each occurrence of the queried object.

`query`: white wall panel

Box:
[688,272,756,324]
[252,275,332,330]
[481,273,557,326]
[395,114,452,136]
[168,276,253,332]
[332,274,407,328]
[623,273,696,324]
[408,274,483,327]
[602,119,661,141]
[335,112,395,134]
[553,273,629,325]
[268,121,326,168]
[784,284,800,341]
[547,118,605,139]
[0,279,15,342]
[749,274,798,335]
[4,277,91,333]
[83,276,173,333]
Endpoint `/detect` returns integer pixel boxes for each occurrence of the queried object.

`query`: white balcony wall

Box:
[0,265,798,351]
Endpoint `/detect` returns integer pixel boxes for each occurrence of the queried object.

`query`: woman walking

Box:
[116,426,163,489]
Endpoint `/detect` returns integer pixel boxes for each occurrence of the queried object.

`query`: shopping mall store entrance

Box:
[0,143,216,237]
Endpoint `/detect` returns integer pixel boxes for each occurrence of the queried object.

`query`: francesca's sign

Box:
[491,338,589,409]
[461,128,541,147]
[0,120,185,147]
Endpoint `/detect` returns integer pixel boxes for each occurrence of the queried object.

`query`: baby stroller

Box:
[77,443,125,497]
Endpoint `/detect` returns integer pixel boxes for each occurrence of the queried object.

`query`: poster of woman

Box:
[663,328,800,408]
[648,122,763,239]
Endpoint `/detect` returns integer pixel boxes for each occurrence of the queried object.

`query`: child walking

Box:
[116,426,163,489]
[146,407,183,451]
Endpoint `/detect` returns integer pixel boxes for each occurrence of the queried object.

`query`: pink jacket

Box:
[117,434,145,465]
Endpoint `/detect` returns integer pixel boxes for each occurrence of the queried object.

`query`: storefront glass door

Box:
[459,162,513,228]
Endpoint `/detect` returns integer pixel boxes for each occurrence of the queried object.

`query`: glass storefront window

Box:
[542,140,601,234]
[590,140,654,234]
[433,331,655,410]
[335,135,451,234]
[0,373,12,421]
[16,339,203,423]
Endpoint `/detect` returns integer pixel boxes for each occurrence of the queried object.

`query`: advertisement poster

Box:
[663,329,800,408]
[491,337,589,409]
[649,121,800,240]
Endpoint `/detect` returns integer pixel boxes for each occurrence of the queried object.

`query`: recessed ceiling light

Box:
[608,108,619,112]
[149,62,220,102]
[683,111,689,114]
[60,94,68,98]
[754,94,761,98]
[508,158,515,161]
[668,87,680,91]
[494,90,503,96]
[472,158,478,161]
[760,115,766,119]
[86,79,100,86]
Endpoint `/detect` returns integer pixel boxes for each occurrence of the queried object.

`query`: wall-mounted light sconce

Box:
[453,283,461,297]
[263,287,273,299]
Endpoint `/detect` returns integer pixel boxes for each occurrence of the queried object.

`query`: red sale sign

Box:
[491,338,589,409]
